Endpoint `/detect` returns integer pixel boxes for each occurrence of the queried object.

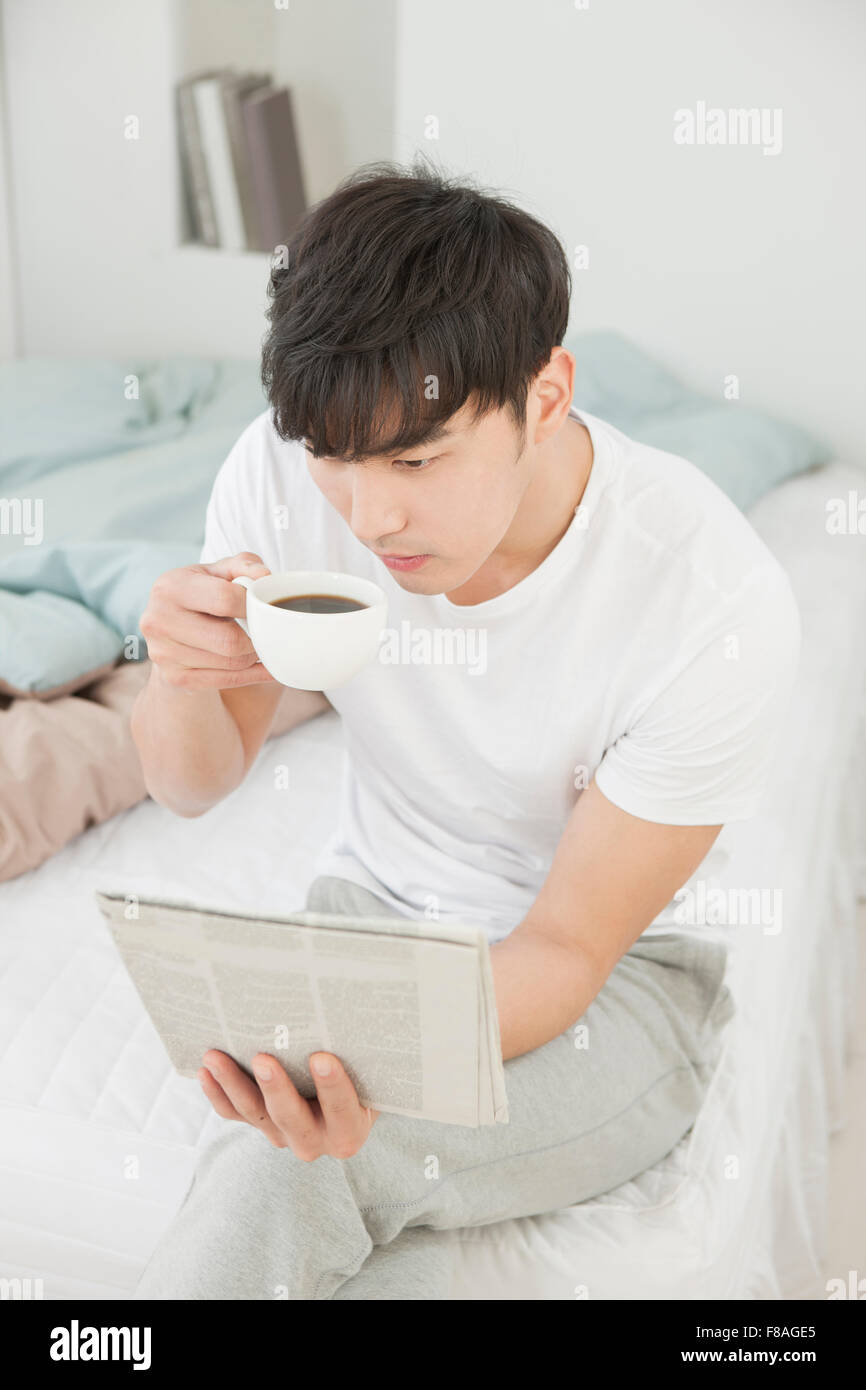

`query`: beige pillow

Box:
[0,662,329,882]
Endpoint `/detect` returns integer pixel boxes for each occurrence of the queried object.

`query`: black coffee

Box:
[269,593,368,614]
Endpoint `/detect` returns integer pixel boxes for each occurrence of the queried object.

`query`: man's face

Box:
[303,396,531,596]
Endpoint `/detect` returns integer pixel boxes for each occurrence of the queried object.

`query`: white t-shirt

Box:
[199,403,801,944]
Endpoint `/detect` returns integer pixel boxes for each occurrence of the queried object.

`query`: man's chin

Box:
[387,568,442,593]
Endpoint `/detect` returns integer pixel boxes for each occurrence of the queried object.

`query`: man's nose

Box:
[348,470,406,544]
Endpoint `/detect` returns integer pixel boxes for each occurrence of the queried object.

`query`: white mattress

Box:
[1,460,864,1301]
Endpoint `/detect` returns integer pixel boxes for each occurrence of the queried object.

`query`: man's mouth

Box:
[377,553,431,571]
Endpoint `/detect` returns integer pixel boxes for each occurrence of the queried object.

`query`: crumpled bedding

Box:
[0,661,316,882]
[0,355,270,880]
[0,356,270,697]
[0,662,149,881]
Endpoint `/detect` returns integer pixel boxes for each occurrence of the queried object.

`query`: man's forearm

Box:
[131,664,246,817]
[489,923,608,1062]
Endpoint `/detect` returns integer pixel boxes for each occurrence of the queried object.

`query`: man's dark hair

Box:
[260,156,571,461]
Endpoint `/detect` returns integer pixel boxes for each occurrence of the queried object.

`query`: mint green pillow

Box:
[0,590,121,698]
[568,331,830,512]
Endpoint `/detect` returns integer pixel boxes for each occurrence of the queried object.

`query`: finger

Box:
[146,627,262,671]
[144,606,261,664]
[155,661,277,690]
[176,567,267,621]
[197,1066,245,1122]
[251,1054,325,1161]
[181,553,271,619]
[202,554,271,582]
[203,1051,288,1147]
[309,1053,373,1159]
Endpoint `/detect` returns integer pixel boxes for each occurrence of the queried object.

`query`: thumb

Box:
[201,553,272,582]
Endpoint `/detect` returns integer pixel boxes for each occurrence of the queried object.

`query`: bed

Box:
[1,455,864,1300]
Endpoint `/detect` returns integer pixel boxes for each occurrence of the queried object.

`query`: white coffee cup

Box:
[232,570,387,690]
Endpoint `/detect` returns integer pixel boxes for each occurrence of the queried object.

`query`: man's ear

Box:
[530,347,576,447]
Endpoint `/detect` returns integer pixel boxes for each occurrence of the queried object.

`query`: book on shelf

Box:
[176,67,308,254]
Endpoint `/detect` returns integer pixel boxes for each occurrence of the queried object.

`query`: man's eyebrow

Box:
[304,424,458,456]
[403,424,456,449]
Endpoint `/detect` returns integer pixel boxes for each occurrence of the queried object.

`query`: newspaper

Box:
[94,890,509,1127]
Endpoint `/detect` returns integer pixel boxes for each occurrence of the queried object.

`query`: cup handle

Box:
[231,575,253,637]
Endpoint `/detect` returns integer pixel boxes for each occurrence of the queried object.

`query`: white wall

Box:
[1,0,862,466]
[393,0,865,467]
[0,0,396,360]
[0,0,20,355]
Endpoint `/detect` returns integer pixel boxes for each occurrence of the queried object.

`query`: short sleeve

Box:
[198,412,271,566]
[593,564,802,825]
[199,451,244,566]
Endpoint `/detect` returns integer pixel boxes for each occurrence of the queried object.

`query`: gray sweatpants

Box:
[134,875,735,1301]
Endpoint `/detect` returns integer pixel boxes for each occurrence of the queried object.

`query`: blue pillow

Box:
[0,590,121,698]
[567,331,830,512]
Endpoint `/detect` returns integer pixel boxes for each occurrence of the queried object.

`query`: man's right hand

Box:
[139,553,279,691]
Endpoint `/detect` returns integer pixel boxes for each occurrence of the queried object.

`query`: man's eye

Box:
[396,456,436,470]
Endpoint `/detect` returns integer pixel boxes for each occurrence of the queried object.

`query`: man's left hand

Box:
[198,1049,378,1160]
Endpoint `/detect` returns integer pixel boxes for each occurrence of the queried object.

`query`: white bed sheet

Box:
[0,460,864,1301]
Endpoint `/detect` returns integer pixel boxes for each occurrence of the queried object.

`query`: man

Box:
[131,159,801,1300]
